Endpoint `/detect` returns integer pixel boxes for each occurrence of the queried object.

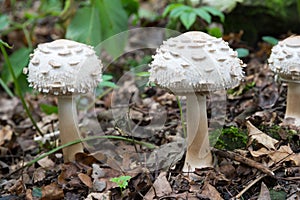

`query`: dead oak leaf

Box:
[0,125,13,146]
[41,182,64,200]
[200,182,223,200]
[246,121,278,150]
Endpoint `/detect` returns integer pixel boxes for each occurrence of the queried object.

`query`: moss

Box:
[211,126,247,150]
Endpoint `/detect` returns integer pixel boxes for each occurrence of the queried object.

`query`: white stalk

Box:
[58,95,84,162]
[285,82,300,126]
[183,93,213,172]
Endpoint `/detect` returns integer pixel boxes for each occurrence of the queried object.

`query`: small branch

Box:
[235,173,266,199]
[212,148,275,177]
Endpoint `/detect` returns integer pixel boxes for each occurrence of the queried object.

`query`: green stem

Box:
[0,43,43,136]
[6,135,157,177]
[0,77,14,98]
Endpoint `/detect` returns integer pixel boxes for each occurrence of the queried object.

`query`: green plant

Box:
[262,36,278,46]
[211,126,247,150]
[110,175,132,191]
[66,0,137,57]
[0,40,43,136]
[163,3,224,31]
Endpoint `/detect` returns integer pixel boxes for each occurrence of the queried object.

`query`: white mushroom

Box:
[149,31,245,172]
[26,39,103,162]
[268,35,300,126]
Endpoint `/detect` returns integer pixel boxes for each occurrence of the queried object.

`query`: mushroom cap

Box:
[148,31,245,94]
[26,39,102,95]
[268,35,300,82]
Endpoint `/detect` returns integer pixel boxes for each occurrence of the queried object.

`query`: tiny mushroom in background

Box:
[268,35,300,126]
[149,31,245,172]
[25,39,102,162]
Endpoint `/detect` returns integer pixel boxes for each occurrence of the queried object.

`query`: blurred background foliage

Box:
[1,0,300,96]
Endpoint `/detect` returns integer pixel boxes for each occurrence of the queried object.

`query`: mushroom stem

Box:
[285,82,300,125]
[57,95,84,162]
[183,93,213,172]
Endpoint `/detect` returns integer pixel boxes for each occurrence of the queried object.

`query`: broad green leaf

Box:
[169,6,189,19]
[66,6,102,46]
[121,0,139,16]
[180,11,197,30]
[1,47,32,83]
[262,36,278,46]
[0,14,10,30]
[40,104,58,115]
[162,3,184,17]
[236,48,249,58]
[99,81,118,88]
[39,0,63,16]
[201,6,225,22]
[94,0,129,57]
[193,8,211,24]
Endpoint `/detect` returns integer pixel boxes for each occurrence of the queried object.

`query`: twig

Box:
[235,173,266,199]
[212,148,275,177]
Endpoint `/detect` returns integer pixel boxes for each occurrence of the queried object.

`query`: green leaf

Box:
[66,6,102,46]
[110,175,131,189]
[201,6,225,22]
[39,0,63,16]
[207,27,223,38]
[121,0,139,16]
[40,104,58,115]
[94,0,128,57]
[0,14,10,30]
[99,81,118,88]
[193,8,211,23]
[0,77,14,97]
[102,74,114,81]
[135,71,150,77]
[162,3,184,17]
[180,11,197,30]
[169,6,189,19]
[236,48,249,58]
[1,47,32,83]
[262,36,278,46]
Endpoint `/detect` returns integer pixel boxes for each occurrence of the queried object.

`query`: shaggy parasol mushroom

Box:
[25,39,102,162]
[268,35,300,126]
[149,31,245,172]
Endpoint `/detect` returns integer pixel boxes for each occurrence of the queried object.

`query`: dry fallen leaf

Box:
[144,172,172,199]
[0,125,13,146]
[41,182,64,200]
[200,182,223,200]
[257,182,271,200]
[246,120,278,150]
[78,173,92,188]
[269,145,293,163]
[37,156,55,168]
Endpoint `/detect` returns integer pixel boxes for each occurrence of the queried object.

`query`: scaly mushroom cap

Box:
[268,35,300,82]
[26,39,102,95]
[149,31,245,94]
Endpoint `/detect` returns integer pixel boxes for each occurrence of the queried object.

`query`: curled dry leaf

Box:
[78,173,92,188]
[246,120,278,150]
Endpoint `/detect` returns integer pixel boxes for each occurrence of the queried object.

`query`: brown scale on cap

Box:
[25,39,102,96]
